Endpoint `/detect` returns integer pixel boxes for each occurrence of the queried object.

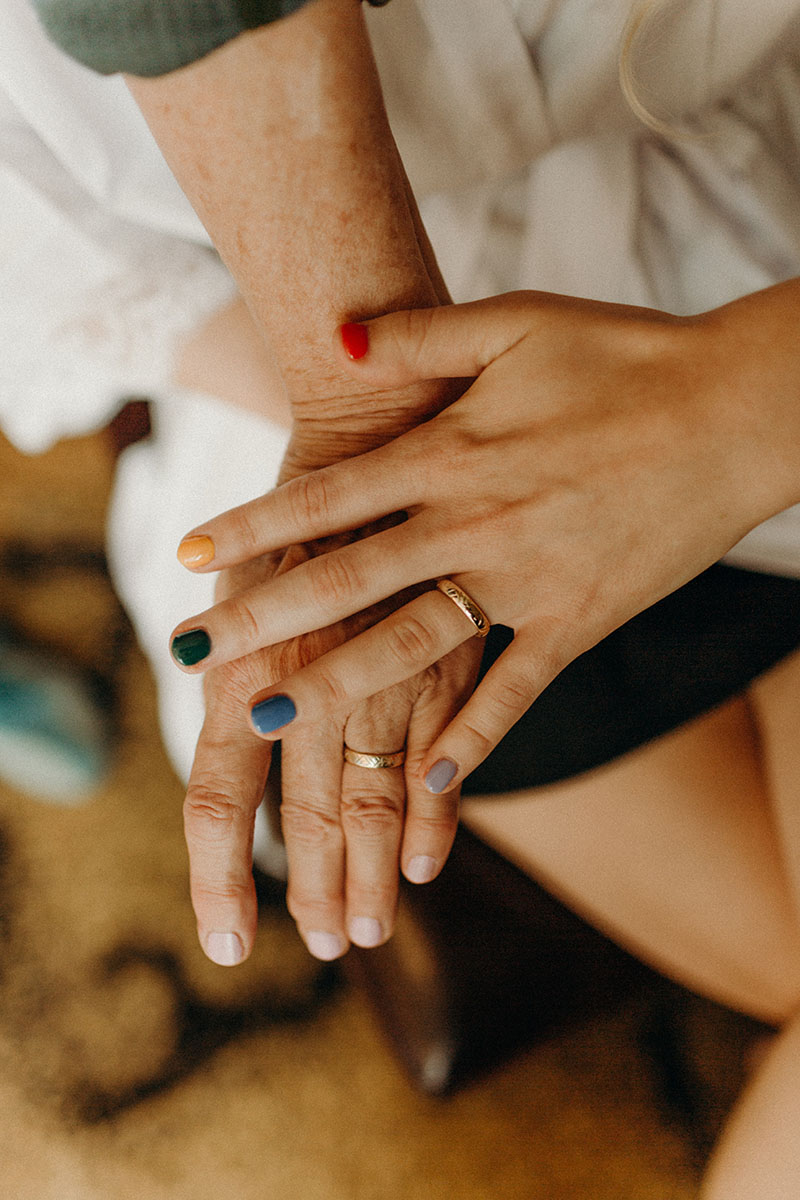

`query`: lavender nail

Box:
[424,758,458,794]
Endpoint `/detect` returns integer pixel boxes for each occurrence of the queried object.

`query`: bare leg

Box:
[699,1009,800,1196]
[694,650,800,1193]
[463,646,800,1190]
[463,689,800,1022]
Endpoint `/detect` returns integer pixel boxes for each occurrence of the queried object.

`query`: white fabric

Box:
[368,0,800,573]
[0,0,233,453]
[4,0,800,781]
[106,393,290,784]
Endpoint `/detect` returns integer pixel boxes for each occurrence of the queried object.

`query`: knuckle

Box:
[385,615,437,670]
[411,798,460,836]
[227,502,262,558]
[293,470,335,527]
[285,889,338,926]
[488,672,534,717]
[459,715,496,758]
[280,800,343,852]
[340,790,402,839]
[312,665,349,710]
[183,787,242,841]
[226,593,263,646]
[310,552,363,609]
[192,877,252,906]
[397,307,433,376]
[348,883,396,916]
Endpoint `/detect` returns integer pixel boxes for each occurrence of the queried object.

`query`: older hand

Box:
[182,532,480,966]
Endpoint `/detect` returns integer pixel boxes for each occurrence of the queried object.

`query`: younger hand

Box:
[171,290,796,794]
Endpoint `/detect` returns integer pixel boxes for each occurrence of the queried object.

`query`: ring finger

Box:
[341,693,411,947]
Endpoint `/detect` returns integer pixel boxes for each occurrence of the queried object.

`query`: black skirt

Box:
[462,564,800,795]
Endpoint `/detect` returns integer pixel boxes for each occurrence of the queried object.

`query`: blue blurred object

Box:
[0,629,111,804]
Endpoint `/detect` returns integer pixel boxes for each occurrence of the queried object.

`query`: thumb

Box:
[336,293,532,387]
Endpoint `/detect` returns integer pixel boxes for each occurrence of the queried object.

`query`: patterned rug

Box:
[0,427,756,1199]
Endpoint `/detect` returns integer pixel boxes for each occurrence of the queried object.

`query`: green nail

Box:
[171,629,211,666]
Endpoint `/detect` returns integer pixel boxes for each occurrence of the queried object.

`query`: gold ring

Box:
[436,579,490,638]
[343,747,406,769]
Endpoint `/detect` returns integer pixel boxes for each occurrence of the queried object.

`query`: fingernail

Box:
[349,917,384,948]
[424,758,458,794]
[304,931,347,961]
[340,322,369,360]
[171,628,211,666]
[250,694,297,735]
[406,855,439,884]
[177,535,215,568]
[205,931,245,966]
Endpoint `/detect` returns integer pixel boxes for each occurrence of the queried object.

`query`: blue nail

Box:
[425,758,458,794]
[250,694,297,735]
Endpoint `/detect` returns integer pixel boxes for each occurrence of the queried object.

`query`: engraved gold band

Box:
[343,747,406,769]
[436,579,490,638]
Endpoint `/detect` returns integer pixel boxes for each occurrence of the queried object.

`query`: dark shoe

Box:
[346,823,651,1094]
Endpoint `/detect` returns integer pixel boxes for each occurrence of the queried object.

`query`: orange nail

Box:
[177,535,215,569]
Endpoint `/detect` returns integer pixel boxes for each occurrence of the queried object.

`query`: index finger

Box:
[176,430,430,573]
[184,670,272,965]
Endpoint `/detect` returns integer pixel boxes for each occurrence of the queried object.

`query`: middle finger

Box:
[246,588,479,739]
[281,713,350,961]
[341,691,410,948]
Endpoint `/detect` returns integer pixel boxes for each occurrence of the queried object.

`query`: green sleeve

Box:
[31,0,389,77]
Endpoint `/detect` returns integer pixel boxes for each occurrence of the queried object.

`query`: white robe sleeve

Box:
[0,88,235,454]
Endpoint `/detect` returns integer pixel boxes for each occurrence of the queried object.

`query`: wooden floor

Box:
[0,427,752,1199]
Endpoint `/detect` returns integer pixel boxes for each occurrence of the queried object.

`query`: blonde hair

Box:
[619,0,684,137]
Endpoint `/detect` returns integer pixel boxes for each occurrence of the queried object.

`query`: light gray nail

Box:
[425,758,458,794]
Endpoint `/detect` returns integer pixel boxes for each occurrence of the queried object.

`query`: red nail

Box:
[340,322,369,360]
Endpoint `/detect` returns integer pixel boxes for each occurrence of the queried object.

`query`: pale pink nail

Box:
[205,931,245,966]
[405,856,438,884]
[349,917,384,948]
[304,931,347,961]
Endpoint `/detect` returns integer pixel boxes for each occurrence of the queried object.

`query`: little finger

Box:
[419,631,553,792]
[401,640,483,884]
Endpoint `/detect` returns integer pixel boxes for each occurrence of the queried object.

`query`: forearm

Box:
[127,0,455,470]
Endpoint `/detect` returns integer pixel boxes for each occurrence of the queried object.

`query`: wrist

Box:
[279,377,461,480]
[700,280,800,523]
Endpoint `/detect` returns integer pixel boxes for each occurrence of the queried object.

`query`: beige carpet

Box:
[0,427,754,1199]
